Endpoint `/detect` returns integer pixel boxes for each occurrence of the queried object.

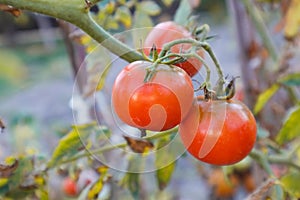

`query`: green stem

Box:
[250,148,300,171]
[0,0,143,63]
[158,38,224,85]
[241,0,278,62]
[55,127,178,167]
[164,52,211,84]
[201,42,225,85]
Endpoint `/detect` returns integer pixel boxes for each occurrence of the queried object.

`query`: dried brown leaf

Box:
[0,4,21,17]
[123,136,154,153]
[0,160,19,178]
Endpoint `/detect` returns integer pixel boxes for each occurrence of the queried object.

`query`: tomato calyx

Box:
[198,76,240,101]
[143,47,188,83]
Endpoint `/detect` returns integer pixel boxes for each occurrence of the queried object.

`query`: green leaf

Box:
[47,123,97,168]
[281,171,300,198]
[279,73,300,86]
[276,106,300,145]
[254,84,280,114]
[132,10,153,49]
[4,156,36,199]
[119,155,143,199]
[284,0,300,39]
[115,6,132,28]
[174,0,192,26]
[155,136,177,190]
[120,173,139,199]
[138,1,161,16]
[162,0,174,7]
[156,163,175,190]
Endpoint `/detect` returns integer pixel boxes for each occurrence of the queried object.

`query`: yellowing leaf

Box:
[138,1,161,16]
[104,2,115,14]
[96,64,112,91]
[162,0,174,7]
[276,106,300,145]
[284,0,300,39]
[87,179,103,200]
[0,50,27,84]
[104,16,119,30]
[47,123,97,168]
[80,35,92,46]
[0,178,8,187]
[281,172,300,198]
[254,84,280,114]
[115,6,132,28]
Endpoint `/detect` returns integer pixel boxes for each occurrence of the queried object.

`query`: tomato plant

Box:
[112,60,194,131]
[179,99,257,165]
[143,21,204,77]
[62,177,78,197]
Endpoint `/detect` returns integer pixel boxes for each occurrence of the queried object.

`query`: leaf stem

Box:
[55,127,178,167]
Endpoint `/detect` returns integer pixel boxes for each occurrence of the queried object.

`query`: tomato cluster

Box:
[111,21,257,166]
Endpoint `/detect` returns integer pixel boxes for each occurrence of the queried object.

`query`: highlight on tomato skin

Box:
[112,60,195,132]
[179,99,257,166]
[143,21,204,77]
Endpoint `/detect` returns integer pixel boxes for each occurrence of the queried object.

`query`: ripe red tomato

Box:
[144,21,204,77]
[112,61,194,131]
[63,177,78,196]
[179,99,256,165]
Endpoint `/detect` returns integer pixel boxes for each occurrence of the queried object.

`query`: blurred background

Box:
[1,0,299,199]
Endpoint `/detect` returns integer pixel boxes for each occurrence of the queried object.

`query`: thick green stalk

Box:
[0,0,143,62]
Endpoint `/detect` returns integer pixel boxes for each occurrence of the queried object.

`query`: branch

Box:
[241,0,278,62]
[0,0,144,62]
[53,127,178,167]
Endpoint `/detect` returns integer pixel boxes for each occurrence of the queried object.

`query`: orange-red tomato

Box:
[144,21,203,77]
[179,99,257,165]
[112,61,194,131]
[63,177,78,197]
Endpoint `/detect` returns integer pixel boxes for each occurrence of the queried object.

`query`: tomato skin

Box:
[112,61,194,131]
[144,21,203,77]
[179,99,256,165]
[63,178,78,197]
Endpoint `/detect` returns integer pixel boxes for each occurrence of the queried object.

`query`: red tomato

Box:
[63,177,78,196]
[112,61,194,131]
[179,99,256,165]
[144,21,204,77]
